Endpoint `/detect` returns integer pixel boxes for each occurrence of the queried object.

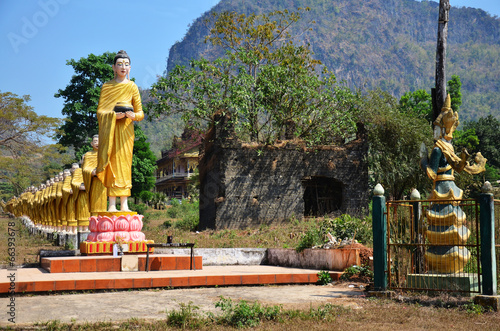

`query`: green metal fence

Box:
[386,199,481,294]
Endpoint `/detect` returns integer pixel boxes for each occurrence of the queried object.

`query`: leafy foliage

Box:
[362,90,432,199]
[296,215,372,252]
[317,270,332,285]
[166,302,204,329]
[340,264,373,281]
[148,9,359,145]
[214,296,282,328]
[399,89,432,122]
[174,200,200,231]
[320,214,372,243]
[129,202,147,215]
[460,115,500,169]
[0,91,67,197]
[131,125,157,197]
[55,52,115,151]
[295,227,321,253]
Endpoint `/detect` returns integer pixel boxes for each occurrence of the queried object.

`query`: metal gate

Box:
[386,199,481,294]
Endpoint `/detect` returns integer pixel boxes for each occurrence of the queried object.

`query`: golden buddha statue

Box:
[95,50,144,212]
[82,135,107,215]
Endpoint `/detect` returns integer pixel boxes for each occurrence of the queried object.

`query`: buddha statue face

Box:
[91,135,99,150]
[113,58,131,81]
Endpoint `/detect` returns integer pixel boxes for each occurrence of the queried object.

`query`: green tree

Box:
[462,115,500,169]
[131,125,157,198]
[0,91,66,197]
[55,52,115,151]
[362,90,433,199]
[148,9,359,145]
[453,128,479,152]
[399,89,432,122]
[447,74,462,113]
[398,75,463,123]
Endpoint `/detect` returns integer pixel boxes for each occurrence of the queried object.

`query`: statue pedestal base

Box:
[81,211,153,254]
[406,273,480,296]
[80,240,154,255]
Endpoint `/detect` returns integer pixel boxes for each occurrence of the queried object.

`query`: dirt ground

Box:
[2,283,365,327]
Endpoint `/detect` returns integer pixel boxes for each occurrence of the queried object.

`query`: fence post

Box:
[479,181,497,295]
[372,184,387,290]
[410,189,425,274]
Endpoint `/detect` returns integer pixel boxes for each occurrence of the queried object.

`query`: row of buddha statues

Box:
[1,135,106,234]
[1,49,145,236]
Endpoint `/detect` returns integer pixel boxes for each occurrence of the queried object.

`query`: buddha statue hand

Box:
[125,111,136,120]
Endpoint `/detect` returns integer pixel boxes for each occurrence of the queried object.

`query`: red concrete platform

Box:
[40,254,202,273]
[0,265,342,294]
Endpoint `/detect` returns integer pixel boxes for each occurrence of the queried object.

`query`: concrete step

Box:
[41,254,202,273]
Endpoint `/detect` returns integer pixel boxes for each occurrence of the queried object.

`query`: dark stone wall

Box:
[199,120,369,230]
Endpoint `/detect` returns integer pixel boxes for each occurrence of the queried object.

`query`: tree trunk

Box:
[433,0,450,122]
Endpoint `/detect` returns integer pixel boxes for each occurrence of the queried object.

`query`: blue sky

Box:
[1,0,499,119]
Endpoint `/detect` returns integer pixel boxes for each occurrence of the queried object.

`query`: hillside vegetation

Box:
[166,0,500,122]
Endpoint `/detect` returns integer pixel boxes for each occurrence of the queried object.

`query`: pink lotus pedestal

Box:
[80,211,153,255]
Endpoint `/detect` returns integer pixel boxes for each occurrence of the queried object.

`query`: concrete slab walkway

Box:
[1,265,343,294]
[1,284,365,327]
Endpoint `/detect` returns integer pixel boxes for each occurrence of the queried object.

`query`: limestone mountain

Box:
[166,0,500,121]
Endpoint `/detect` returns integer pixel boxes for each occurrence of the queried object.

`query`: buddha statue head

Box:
[113,50,131,81]
[91,134,99,150]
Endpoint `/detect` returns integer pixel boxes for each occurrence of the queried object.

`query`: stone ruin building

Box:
[199,115,370,230]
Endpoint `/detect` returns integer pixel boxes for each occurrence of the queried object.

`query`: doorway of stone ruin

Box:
[302,176,343,217]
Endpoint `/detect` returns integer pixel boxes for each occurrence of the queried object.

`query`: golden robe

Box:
[20,192,29,217]
[71,168,90,226]
[34,190,42,224]
[55,180,64,226]
[42,187,49,225]
[82,149,107,214]
[62,176,73,226]
[27,191,35,220]
[96,80,144,197]
[49,184,57,227]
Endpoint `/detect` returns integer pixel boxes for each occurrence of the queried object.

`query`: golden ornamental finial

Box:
[443,94,451,110]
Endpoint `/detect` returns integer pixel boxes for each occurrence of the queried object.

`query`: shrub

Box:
[166,301,203,329]
[214,296,282,328]
[139,190,154,204]
[340,264,373,281]
[174,213,199,231]
[296,228,322,252]
[320,214,372,244]
[129,202,147,215]
[295,214,373,252]
[317,270,332,285]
